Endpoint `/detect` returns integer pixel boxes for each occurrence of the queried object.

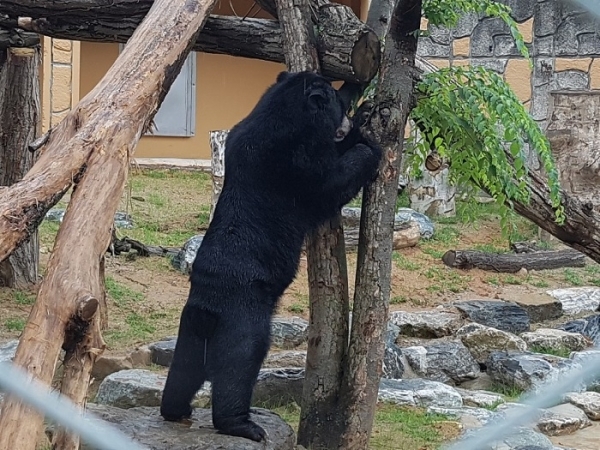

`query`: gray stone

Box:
[378,378,463,409]
[494,35,521,57]
[461,372,494,391]
[171,234,204,273]
[416,36,450,57]
[454,300,530,333]
[390,310,463,338]
[263,350,306,369]
[503,0,535,22]
[537,403,591,436]
[555,71,589,90]
[487,352,581,392]
[471,17,511,58]
[45,208,133,229]
[0,340,18,363]
[534,1,559,37]
[509,292,563,323]
[533,36,554,57]
[548,288,600,316]
[457,323,527,364]
[559,314,600,345]
[394,208,435,239]
[270,316,309,349]
[81,404,296,450]
[129,345,152,367]
[521,329,590,353]
[427,406,499,428]
[383,322,404,379]
[428,25,451,45]
[403,340,480,384]
[91,355,134,381]
[149,338,177,367]
[578,32,600,56]
[471,58,508,74]
[95,369,210,409]
[452,12,480,38]
[459,426,555,450]
[455,387,505,409]
[252,368,304,407]
[564,392,600,420]
[555,17,584,56]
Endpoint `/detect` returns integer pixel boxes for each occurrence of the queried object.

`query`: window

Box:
[119,45,196,137]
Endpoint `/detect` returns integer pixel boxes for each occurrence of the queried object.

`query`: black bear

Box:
[160,71,382,442]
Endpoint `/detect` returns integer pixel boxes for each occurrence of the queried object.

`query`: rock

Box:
[270,316,309,349]
[378,378,463,409]
[507,292,563,323]
[149,337,177,367]
[454,300,530,333]
[129,345,152,367]
[0,340,18,363]
[389,310,463,338]
[487,352,581,392]
[564,392,600,420]
[263,350,306,368]
[547,287,600,316]
[395,207,435,239]
[521,329,590,353]
[558,314,600,346]
[461,372,494,391]
[81,404,296,450]
[428,406,499,428]
[457,323,527,364]
[382,323,404,379]
[252,368,304,408]
[536,403,591,436]
[402,341,480,384]
[455,388,505,408]
[392,223,421,250]
[569,349,600,389]
[91,355,133,381]
[95,369,210,409]
[494,427,556,450]
[171,234,204,273]
[45,208,133,228]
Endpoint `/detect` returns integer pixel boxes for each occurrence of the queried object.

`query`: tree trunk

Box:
[338,0,422,447]
[442,249,586,272]
[0,0,218,448]
[0,46,40,289]
[209,130,227,222]
[7,3,380,84]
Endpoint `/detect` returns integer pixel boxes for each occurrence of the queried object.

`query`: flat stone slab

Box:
[80,404,296,450]
[454,300,530,333]
[547,288,600,316]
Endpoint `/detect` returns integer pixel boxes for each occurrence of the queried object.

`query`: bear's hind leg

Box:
[209,319,270,442]
[160,303,217,421]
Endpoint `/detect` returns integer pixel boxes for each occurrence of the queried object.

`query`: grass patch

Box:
[13,290,35,305]
[473,243,508,254]
[489,383,524,401]
[4,317,26,332]
[270,403,458,450]
[392,252,420,271]
[530,278,550,288]
[564,268,583,286]
[105,276,144,307]
[529,345,572,358]
[423,267,471,294]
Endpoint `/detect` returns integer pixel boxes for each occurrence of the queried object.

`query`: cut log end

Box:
[351,31,381,83]
[77,295,99,321]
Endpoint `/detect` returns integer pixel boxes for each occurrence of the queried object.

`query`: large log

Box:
[0,0,218,448]
[442,249,586,273]
[5,2,379,83]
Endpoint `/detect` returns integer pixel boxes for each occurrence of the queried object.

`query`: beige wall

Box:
[78,0,363,160]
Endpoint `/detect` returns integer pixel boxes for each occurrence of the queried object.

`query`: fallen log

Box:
[0,0,218,448]
[441,249,586,273]
[6,5,380,83]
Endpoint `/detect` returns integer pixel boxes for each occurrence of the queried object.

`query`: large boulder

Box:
[454,300,530,333]
[457,323,527,365]
[80,404,296,450]
[389,310,463,338]
[378,378,463,409]
[521,329,590,353]
[547,287,600,316]
[270,316,309,349]
[558,314,600,346]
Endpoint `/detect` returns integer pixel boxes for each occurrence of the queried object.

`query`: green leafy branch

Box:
[408,65,565,234]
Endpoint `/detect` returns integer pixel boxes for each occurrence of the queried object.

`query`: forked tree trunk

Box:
[209,130,227,222]
[0,46,41,289]
[337,0,422,448]
[0,0,218,448]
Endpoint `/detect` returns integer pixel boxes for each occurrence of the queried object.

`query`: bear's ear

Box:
[307,87,327,112]
[276,71,291,83]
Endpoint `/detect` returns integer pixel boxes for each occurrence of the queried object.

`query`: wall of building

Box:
[77,0,362,160]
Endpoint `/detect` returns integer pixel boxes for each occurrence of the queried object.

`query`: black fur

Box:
[160,71,381,441]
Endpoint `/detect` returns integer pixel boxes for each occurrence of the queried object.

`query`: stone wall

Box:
[41,37,80,133]
[418,0,600,134]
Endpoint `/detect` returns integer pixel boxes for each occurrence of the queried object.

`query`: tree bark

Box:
[0,28,39,49]
[209,130,227,223]
[0,0,218,448]
[442,249,586,272]
[6,3,380,83]
[0,46,40,289]
[338,0,422,447]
